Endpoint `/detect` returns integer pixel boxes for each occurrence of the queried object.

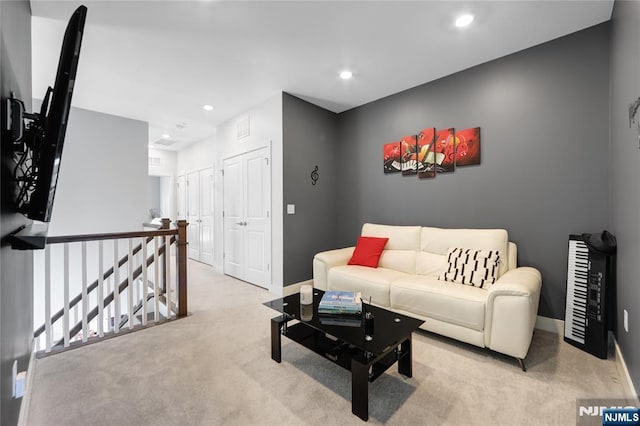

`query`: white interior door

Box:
[185,167,214,265]
[177,174,186,220]
[199,168,214,266]
[223,147,271,288]
[243,149,270,287]
[223,157,243,278]
[187,170,200,260]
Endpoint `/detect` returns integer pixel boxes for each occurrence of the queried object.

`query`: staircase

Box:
[33,219,188,355]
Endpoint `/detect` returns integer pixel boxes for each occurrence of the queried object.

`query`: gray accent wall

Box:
[282,93,339,285]
[0,0,33,424]
[609,0,640,397]
[333,24,611,319]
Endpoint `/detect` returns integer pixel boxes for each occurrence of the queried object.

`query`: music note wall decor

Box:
[311,165,319,185]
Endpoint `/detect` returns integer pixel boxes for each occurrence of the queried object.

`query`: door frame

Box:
[222,144,272,291]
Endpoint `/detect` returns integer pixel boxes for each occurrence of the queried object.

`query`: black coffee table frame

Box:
[266,290,423,421]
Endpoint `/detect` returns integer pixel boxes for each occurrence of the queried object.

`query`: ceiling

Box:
[30,0,614,152]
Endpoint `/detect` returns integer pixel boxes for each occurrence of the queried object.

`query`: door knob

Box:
[236,222,243,226]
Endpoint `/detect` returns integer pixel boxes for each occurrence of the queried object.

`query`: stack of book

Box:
[318,290,362,315]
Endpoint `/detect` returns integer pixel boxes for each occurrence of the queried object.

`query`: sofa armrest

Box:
[313,247,354,290]
[484,267,542,359]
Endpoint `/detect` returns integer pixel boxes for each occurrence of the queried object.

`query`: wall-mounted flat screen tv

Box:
[24,5,87,222]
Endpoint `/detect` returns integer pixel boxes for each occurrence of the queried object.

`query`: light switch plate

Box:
[287,204,295,215]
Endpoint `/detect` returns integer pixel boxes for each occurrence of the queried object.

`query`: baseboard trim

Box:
[535,315,564,336]
[613,336,640,402]
[534,316,638,401]
[17,340,37,426]
[282,280,313,297]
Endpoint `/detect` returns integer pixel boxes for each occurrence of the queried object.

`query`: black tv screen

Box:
[27,5,87,222]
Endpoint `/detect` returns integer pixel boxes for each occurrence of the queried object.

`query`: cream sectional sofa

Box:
[313,223,542,370]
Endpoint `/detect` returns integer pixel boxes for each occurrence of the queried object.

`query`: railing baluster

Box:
[128,239,134,329]
[154,237,160,322]
[141,237,148,326]
[165,235,171,318]
[63,243,70,347]
[45,245,52,353]
[114,240,120,333]
[82,242,88,343]
[98,241,104,337]
[106,240,112,331]
[136,245,141,306]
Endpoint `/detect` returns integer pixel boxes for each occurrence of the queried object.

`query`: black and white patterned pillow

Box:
[438,248,501,289]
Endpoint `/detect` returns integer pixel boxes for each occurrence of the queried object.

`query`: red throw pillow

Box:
[348,236,389,268]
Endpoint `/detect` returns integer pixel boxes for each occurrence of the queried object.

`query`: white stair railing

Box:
[33,220,188,354]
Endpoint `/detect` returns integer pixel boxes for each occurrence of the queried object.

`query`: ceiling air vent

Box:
[153,138,176,146]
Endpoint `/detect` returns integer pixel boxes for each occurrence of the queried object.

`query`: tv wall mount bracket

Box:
[3,90,52,213]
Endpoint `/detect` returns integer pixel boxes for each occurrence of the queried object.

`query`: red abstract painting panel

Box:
[383,141,401,173]
[434,128,455,173]
[417,128,436,179]
[455,127,481,166]
[400,135,418,175]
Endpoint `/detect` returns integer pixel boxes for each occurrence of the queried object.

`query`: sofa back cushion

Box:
[417,227,510,277]
[361,223,421,274]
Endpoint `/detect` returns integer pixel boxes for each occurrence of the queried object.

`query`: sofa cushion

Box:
[416,251,447,276]
[348,236,389,268]
[390,275,486,331]
[420,227,509,276]
[328,265,408,307]
[362,223,421,274]
[439,248,500,289]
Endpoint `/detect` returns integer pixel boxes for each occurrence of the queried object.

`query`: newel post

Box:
[160,218,171,293]
[176,220,188,317]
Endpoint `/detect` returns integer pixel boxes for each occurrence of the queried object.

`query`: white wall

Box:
[33,105,149,334]
[215,93,283,292]
[177,137,215,174]
[159,176,175,219]
[148,147,177,177]
[46,105,149,235]
[148,176,161,219]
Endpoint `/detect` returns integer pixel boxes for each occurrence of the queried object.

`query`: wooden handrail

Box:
[47,228,177,244]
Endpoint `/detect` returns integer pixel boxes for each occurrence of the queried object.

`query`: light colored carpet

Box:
[24,261,633,425]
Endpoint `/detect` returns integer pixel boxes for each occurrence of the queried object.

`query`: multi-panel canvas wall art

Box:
[454,127,481,166]
[435,128,455,173]
[382,126,481,179]
[400,135,418,176]
[383,141,402,173]
[417,128,436,179]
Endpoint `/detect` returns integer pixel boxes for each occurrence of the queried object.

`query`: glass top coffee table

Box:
[264,289,424,421]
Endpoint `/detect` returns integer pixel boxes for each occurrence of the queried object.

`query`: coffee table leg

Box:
[398,334,413,378]
[351,358,369,421]
[271,316,286,363]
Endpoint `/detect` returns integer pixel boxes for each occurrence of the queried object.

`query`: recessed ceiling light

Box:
[455,14,474,28]
[203,104,214,111]
[340,70,353,80]
[161,133,170,139]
